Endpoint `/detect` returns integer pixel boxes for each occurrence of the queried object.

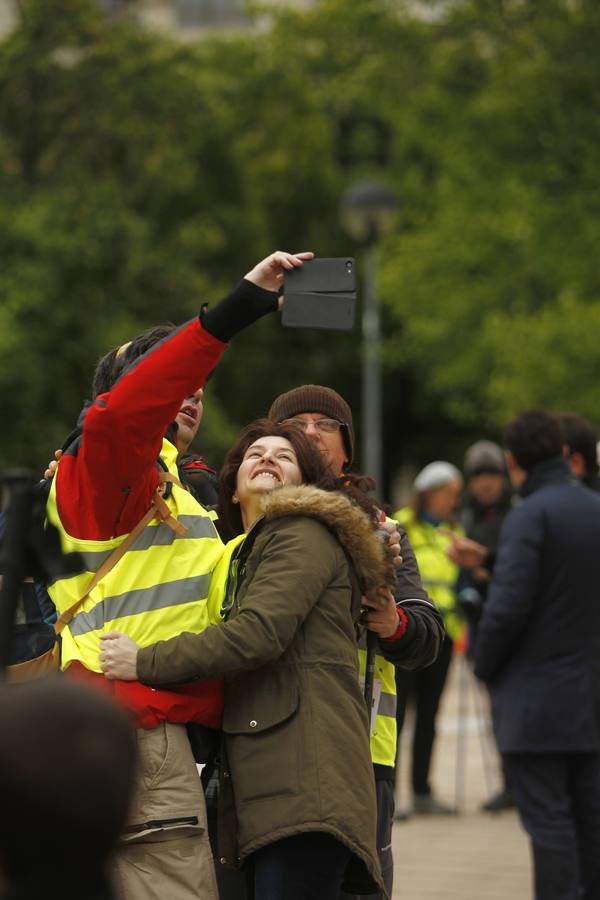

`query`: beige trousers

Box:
[113,722,218,900]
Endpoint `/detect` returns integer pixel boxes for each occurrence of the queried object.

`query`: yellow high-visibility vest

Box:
[394,507,464,641]
[47,438,224,673]
[206,532,246,625]
[358,637,398,767]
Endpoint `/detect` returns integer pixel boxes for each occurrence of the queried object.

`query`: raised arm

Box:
[56,251,312,537]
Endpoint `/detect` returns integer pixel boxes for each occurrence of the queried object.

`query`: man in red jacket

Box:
[48,251,312,900]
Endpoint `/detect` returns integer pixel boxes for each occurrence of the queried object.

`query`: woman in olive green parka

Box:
[101,421,393,899]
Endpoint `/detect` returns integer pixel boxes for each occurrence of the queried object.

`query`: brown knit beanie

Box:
[269,385,354,466]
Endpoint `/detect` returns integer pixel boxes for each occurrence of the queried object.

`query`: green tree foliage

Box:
[382,0,600,431]
[0,0,261,467]
[197,0,432,457]
[1,0,598,487]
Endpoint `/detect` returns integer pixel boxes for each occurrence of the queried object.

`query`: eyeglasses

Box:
[282,417,345,434]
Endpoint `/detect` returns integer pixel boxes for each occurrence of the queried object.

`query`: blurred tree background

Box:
[1,0,598,499]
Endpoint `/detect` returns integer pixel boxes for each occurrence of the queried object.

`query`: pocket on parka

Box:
[223,667,301,802]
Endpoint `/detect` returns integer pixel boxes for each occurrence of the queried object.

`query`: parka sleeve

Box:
[137,517,340,685]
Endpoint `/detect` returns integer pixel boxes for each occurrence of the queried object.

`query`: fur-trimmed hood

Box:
[259,485,394,600]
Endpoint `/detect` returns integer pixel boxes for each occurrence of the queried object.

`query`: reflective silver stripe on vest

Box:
[78,516,218,572]
[68,573,212,636]
[378,692,397,718]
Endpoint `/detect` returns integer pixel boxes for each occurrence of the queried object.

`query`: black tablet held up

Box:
[282,258,356,331]
[282,291,356,331]
[284,258,356,293]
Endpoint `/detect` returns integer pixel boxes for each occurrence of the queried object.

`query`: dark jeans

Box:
[250,832,352,900]
[203,763,249,900]
[396,635,453,795]
[504,751,600,900]
[339,777,394,900]
[205,765,352,900]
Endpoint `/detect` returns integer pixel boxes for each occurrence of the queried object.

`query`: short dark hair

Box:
[92,324,177,397]
[218,418,338,540]
[559,413,599,476]
[0,680,136,890]
[503,409,563,471]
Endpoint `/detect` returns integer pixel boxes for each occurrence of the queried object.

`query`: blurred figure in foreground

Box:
[394,462,464,815]
[559,413,600,492]
[0,679,136,900]
[474,409,600,900]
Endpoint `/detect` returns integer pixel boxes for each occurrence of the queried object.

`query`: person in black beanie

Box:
[458,439,514,639]
[458,440,516,813]
[461,440,514,571]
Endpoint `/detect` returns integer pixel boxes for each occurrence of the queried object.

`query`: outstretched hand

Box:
[99,632,140,681]
[245,251,314,294]
[443,532,488,568]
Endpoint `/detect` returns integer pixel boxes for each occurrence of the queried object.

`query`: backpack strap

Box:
[153,471,188,537]
[54,472,187,635]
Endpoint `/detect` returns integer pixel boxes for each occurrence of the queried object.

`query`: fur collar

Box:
[259,485,393,599]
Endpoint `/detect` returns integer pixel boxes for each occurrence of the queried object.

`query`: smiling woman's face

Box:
[234,436,303,521]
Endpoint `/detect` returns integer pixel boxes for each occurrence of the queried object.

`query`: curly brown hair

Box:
[217,418,340,540]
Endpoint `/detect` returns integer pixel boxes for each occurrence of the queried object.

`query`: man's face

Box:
[505,450,526,489]
[175,387,204,452]
[565,450,587,479]
[280,411,348,476]
[469,472,505,506]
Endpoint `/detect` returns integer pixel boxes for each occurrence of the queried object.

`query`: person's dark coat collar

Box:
[581,471,600,493]
[519,455,574,498]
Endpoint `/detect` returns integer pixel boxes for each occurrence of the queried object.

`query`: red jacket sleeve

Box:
[56,318,225,540]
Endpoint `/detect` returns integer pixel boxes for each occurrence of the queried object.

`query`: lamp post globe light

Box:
[340,180,398,494]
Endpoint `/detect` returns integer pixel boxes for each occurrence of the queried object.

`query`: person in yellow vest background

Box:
[394,461,466,816]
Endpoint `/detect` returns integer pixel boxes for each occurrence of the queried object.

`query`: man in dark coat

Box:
[474,409,600,900]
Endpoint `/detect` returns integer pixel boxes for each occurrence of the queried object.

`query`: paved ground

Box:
[391,654,532,899]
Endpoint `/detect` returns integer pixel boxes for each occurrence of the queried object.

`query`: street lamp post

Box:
[340,180,398,494]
